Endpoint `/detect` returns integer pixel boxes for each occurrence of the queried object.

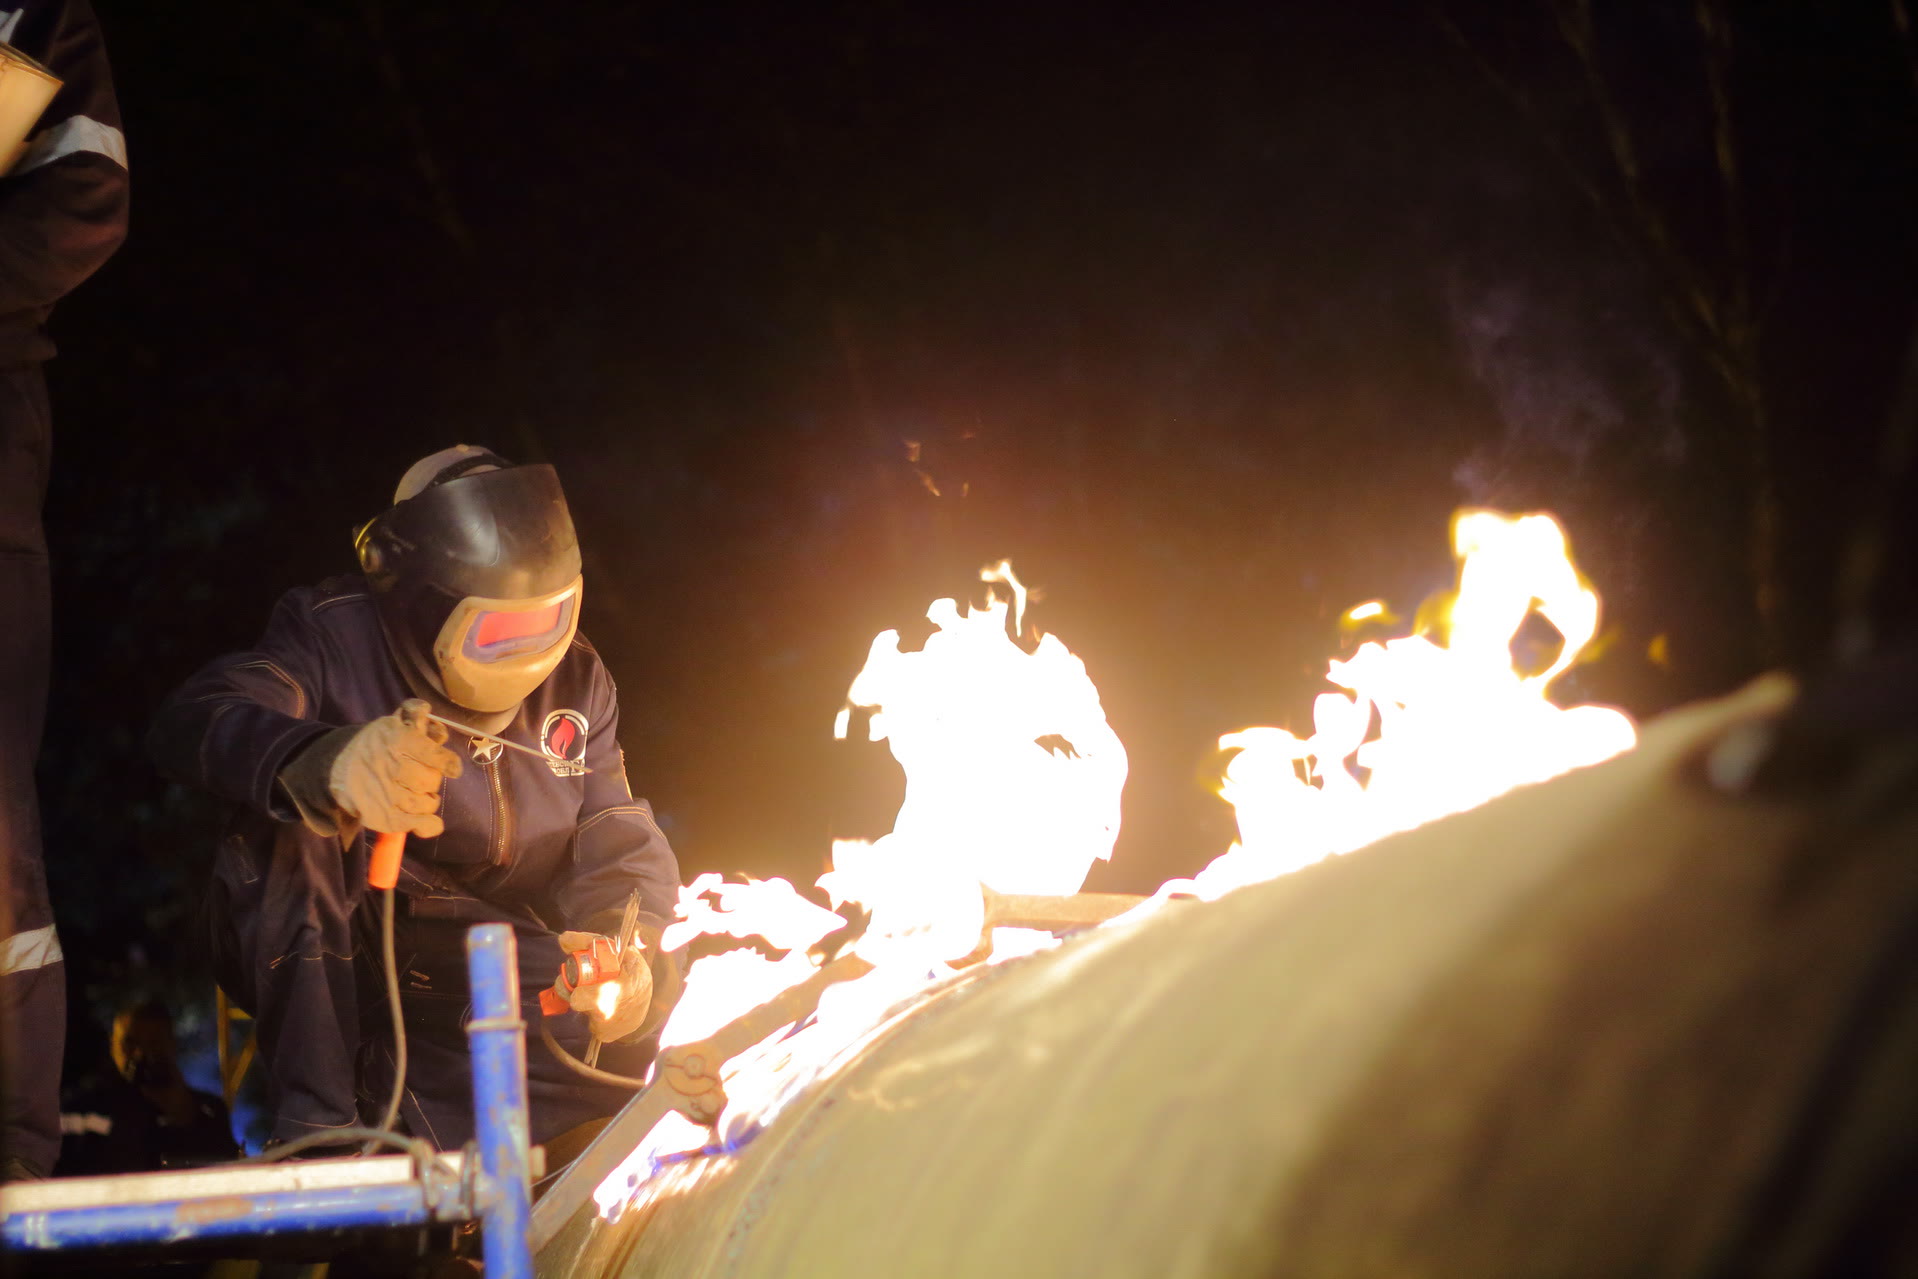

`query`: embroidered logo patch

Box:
[540,709,590,777]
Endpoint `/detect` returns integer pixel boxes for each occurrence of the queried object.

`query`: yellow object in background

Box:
[0,43,60,175]
[1648,632,1672,670]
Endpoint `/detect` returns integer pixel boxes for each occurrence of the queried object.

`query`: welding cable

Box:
[251,1127,437,1165]
[363,883,408,1153]
[242,888,414,1163]
[538,1019,650,1089]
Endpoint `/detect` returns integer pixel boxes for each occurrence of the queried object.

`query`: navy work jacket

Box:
[149,575,680,935]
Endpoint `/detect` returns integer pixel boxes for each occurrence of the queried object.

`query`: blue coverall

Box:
[149,576,681,1149]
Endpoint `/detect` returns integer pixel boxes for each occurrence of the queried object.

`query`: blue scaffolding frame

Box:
[0,923,534,1279]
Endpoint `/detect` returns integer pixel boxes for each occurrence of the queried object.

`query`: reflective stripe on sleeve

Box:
[16,114,128,174]
[60,1112,112,1136]
[1,924,63,976]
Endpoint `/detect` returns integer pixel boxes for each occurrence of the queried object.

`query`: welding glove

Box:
[277,699,464,839]
[555,915,678,1043]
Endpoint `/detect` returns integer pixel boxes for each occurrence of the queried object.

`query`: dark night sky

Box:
[33,2,1918,1061]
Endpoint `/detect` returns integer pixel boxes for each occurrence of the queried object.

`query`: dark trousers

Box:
[209,818,653,1150]
[362,913,657,1151]
[0,364,62,1178]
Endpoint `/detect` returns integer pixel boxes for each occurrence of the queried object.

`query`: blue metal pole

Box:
[2,1184,443,1251]
[466,923,534,1279]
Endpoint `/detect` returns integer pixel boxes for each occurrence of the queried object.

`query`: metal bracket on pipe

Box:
[951,887,1147,965]
[979,887,1145,932]
[653,951,878,1119]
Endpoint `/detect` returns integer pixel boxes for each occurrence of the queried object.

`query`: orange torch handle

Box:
[369,830,405,890]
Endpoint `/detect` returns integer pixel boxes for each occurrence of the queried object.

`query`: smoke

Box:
[1445,266,1684,503]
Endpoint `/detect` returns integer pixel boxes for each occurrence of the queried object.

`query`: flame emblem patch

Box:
[540,709,590,777]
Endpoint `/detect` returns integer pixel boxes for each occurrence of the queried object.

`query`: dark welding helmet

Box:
[355,446,583,732]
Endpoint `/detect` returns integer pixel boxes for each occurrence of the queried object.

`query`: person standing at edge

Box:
[148,447,683,1154]
[0,0,128,1184]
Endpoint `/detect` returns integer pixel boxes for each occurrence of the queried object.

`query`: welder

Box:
[0,0,129,1182]
[148,446,683,1153]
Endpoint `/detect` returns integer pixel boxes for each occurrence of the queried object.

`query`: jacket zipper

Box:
[484,753,514,867]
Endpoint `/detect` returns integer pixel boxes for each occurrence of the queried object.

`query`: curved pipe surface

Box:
[537,678,1916,1277]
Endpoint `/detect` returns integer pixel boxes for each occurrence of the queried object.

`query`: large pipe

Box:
[536,676,1916,1277]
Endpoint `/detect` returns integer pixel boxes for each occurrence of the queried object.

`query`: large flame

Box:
[1184,510,1635,898]
[595,564,1128,1208]
[594,511,1634,1217]
[826,560,1127,959]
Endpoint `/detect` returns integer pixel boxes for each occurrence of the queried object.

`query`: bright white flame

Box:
[1182,510,1635,897]
[595,564,1129,1215]
[595,513,1638,1220]
[660,873,846,956]
[648,873,849,1042]
[594,980,622,1021]
[841,566,1126,902]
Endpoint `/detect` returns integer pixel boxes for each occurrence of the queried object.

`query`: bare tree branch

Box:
[1434,1,1783,660]
[357,0,476,259]
[1696,0,1751,346]
[1832,0,1918,658]
[1894,0,1918,97]
[1554,0,1731,360]
[1689,0,1777,652]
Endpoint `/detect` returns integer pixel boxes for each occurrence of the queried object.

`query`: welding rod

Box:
[424,712,592,773]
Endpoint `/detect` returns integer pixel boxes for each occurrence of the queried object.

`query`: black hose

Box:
[244,884,410,1161]
[538,1018,650,1089]
[252,1126,436,1165]
[363,884,407,1153]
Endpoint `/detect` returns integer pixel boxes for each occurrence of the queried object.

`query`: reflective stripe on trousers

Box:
[0,924,61,975]
[1,363,60,1177]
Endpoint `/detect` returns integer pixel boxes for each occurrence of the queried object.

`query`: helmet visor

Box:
[433,576,584,712]
[466,596,577,661]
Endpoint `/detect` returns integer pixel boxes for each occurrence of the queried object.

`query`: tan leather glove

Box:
[556,929,655,1043]
[278,699,463,838]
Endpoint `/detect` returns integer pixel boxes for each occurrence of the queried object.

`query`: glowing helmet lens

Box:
[433,578,583,713]
[469,600,571,658]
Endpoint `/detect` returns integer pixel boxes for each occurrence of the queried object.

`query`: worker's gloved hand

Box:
[277,699,463,838]
[555,929,655,1043]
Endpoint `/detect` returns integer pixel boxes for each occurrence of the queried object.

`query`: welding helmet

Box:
[355,446,583,733]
